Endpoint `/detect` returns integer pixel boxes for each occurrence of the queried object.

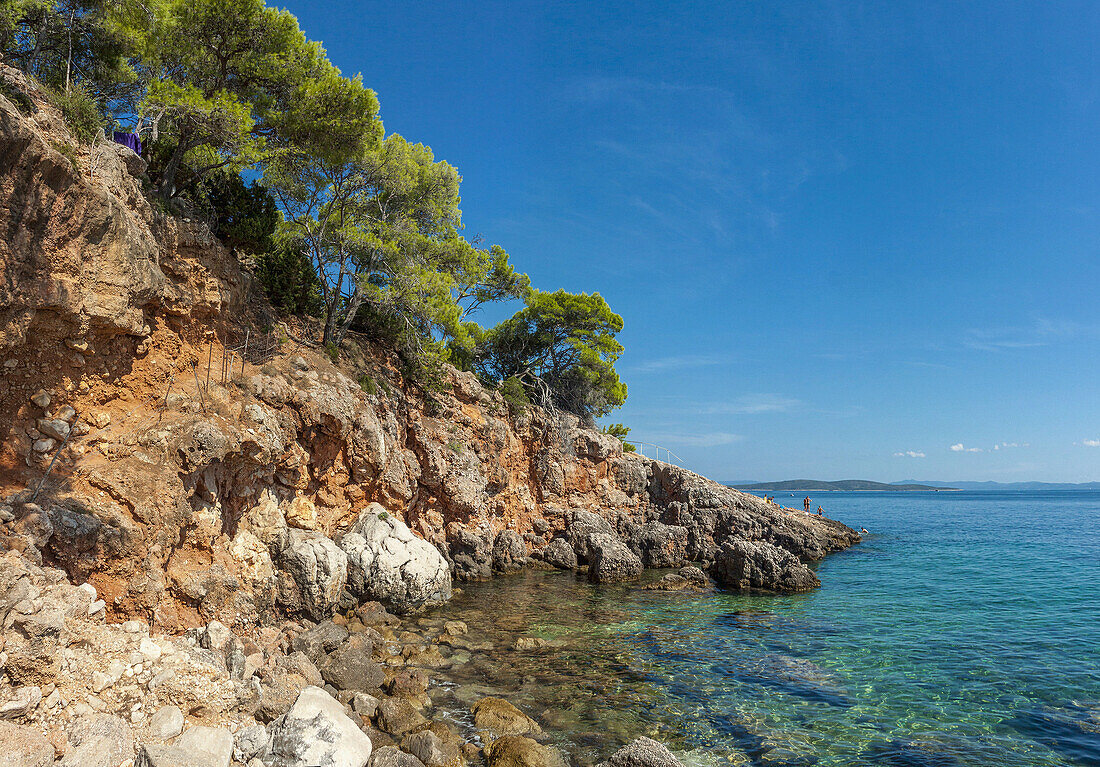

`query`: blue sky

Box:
[281,0,1100,482]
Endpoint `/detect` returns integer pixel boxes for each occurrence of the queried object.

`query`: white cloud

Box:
[646,431,743,448]
[630,354,726,374]
[893,451,926,458]
[1082,439,1100,448]
[701,394,802,415]
[950,443,983,453]
[992,442,1027,450]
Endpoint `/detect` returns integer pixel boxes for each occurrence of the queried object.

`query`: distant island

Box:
[729,479,959,492]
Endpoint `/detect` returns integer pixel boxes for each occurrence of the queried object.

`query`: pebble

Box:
[139,638,162,662]
[88,600,106,616]
[122,620,144,634]
[77,582,97,600]
[30,390,50,408]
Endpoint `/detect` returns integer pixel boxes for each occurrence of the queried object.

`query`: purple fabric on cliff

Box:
[112,131,142,155]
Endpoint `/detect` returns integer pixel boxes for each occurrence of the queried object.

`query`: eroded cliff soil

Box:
[0,65,859,636]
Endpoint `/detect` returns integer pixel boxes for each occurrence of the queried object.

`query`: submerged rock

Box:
[484,736,567,767]
[603,737,685,767]
[471,697,542,742]
[644,566,709,591]
[340,504,452,614]
[709,539,820,593]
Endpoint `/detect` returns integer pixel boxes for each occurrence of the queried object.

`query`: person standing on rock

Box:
[804,497,811,513]
[817,506,824,516]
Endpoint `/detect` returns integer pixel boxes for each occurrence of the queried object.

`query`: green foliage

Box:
[476,289,627,422]
[198,170,279,253]
[376,510,388,520]
[0,0,144,104]
[357,373,377,395]
[46,81,102,143]
[446,440,463,454]
[499,375,531,416]
[601,422,635,451]
[49,138,78,169]
[324,342,339,362]
[255,240,322,316]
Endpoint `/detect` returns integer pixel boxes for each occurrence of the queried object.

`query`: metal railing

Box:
[619,440,685,466]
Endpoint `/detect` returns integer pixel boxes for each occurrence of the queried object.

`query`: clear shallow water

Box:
[421,491,1100,766]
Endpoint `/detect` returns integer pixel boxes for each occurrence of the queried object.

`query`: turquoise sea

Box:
[425,491,1100,766]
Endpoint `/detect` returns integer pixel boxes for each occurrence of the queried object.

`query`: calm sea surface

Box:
[422,491,1100,766]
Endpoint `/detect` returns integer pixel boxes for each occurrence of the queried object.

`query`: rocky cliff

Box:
[0,65,859,637]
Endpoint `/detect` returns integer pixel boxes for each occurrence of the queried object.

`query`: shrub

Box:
[46,84,104,144]
[256,242,323,317]
[358,374,378,395]
[500,376,531,416]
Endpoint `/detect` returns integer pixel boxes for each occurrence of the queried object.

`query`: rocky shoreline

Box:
[0,65,863,766]
[0,543,762,767]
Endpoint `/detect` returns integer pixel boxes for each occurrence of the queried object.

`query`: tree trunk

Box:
[158,134,189,201]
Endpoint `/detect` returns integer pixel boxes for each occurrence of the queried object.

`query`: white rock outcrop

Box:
[339,503,451,614]
[265,686,372,767]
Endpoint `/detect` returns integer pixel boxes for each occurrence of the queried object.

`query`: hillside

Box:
[732,479,957,492]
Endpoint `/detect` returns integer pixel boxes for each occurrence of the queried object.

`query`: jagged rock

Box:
[376,696,427,736]
[586,533,643,583]
[234,725,269,763]
[471,697,542,742]
[29,391,50,409]
[644,566,709,591]
[266,686,373,767]
[291,621,349,663]
[491,530,527,573]
[447,529,491,582]
[147,705,184,740]
[565,510,615,563]
[319,634,384,692]
[709,539,820,593]
[603,737,684,767]
[535,538,577,570]
[402,730,459,767]
[372,745,427,767]
[280,529,348,619]
[35,419,70,441]
[484,736,566,767]
[62,714,134,767]
[626,522,689,568]
[138,725,233,767]
[340,504,451,614]
[0,721,54,767]
[0,686,40,720]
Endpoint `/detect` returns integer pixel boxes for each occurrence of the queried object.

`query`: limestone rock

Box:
[709,539,820,593]
[0,721,54,767]
[372,745,426,767]
[0,686,40,720]
[340,504,451,614]
[280,529,348,619]
[319,634,384,692]
[265,686,373,767]
[586,534,643,583]
[147,705,184,740]
[491,530,527,573]
[565,510,615,563]
[138,724,233,767]
[535,538,576,570]
[375,696,427,736]
[62,714,134,767]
